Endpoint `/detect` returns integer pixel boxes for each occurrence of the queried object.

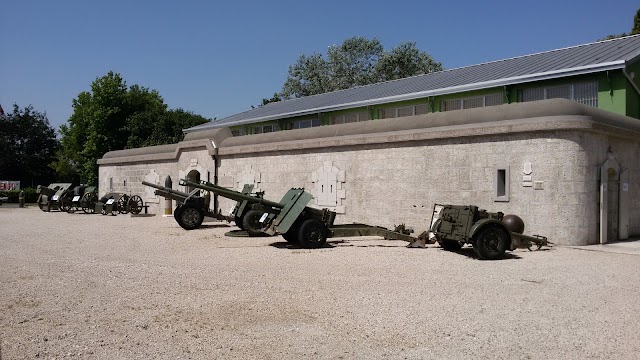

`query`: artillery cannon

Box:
[429,204,550,260]
[142,181,262,230]
[94,192,144,215]
[36,183,73,212]
[180,179,428,249]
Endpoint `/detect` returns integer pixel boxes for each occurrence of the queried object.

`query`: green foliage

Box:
[0,105,58,186]
[60,71,210,184]
[0,188,39,203]
[600,8,640,39]
[126,108,209,148]
[280,36,443,99]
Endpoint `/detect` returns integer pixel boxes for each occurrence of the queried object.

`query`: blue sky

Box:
[0,0,636,130]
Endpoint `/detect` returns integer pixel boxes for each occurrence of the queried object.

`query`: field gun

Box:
[430,204,550,260]
[36,183,73,212]
[180,179,429,249]
[142,181,261,230]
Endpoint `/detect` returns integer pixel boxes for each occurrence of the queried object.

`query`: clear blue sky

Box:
[0,0,636,130]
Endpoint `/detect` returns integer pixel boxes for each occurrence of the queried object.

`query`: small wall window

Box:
[378,104,428,119]
[330,111,369,124]
[518,81,598,107]
[252,124,279,134]
[109,178,113,191]
[441,93,503,112]
[231,128,246,137]
[288,119,321,130]
[494,166,510,202]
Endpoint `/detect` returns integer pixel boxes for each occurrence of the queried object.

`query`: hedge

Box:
[0,188,40,203]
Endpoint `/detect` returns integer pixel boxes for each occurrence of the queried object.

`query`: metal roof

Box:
[185,34,640,133]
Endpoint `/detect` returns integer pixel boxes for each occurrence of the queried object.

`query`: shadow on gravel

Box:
[269,241,337,249]
[441,246,523,260]
[198,223,232,229]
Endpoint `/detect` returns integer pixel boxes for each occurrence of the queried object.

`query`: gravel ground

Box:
[1,206,639,360]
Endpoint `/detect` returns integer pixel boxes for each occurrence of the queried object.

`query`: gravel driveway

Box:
[1,206,639,359]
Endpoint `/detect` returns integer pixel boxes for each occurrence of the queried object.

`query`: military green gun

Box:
[430,204,549,260]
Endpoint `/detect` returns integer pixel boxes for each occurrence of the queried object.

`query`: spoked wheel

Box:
[242,210,266,237]
[37,195,44,211]
[60,199,72,213]
[297,219,327,249]
[176,204,204,230]
[81,193,97,214]
[117,195,129,214]
[127,195,144,215]
[472,226,508,260]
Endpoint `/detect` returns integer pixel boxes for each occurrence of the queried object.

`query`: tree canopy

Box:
[601,8,640,40]
[0,104,58,186]
[58,71,210,184]
[278,36,443,99]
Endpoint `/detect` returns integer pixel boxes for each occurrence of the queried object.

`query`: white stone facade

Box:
[98,100,640,246]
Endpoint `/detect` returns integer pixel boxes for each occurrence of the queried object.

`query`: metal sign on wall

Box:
[0,181,20,190]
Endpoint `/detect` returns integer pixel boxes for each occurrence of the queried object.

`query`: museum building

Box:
[98,35,640,246]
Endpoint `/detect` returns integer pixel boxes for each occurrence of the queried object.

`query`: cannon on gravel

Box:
[429,204,550,260]
[180,179,429,249]
[36,183,73,212]
[94,192,144,215]
[142,181,260,230]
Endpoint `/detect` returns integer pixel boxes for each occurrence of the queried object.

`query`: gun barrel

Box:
[142,181,191,199]
[180,179,283,209]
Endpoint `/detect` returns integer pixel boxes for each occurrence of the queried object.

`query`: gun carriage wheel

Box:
[59,199,72,213]
[297,219,327,249]
[37,195,44,211]
[176,203,205,230]
[81,193,97,214]
[242,209,266,237]
[472,225,508,260]
[127,195,144,215]
[117,195,130,214]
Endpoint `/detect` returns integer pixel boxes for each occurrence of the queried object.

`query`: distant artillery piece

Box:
[36,183,73,212]
[94,192,145,215]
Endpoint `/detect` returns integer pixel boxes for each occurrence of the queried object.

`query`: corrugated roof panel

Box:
[186,35,640,132]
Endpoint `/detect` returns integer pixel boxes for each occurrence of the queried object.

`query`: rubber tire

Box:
[173,204,183,222]
[37,195,44,211]
[282,230,299,243]
[234,214,245,230]
[438,240,463,251]
[297,219,327,249]
[242,209,266,237]
[176,204,204,230]
[473,226,508,260]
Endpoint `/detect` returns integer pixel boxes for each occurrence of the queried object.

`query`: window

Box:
[288,119,320,130]
[330,111,369,124]
[441,93,503,112]
[231,128,246,137]
[252,124,279,134]
[518,81,598,107]
[494,166,510,202]
[378,104,428,119]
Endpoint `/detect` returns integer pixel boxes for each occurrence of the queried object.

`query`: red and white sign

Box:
[0,181,20,190]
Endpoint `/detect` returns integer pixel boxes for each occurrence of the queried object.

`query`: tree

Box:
[279,36,442,99]
[60,71,211,184]
[0,104,58,186]
[601,8,640,40]
[126,108,209,148]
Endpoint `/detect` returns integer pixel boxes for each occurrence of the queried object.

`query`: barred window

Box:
[378,103,429,119]
[288,119,321,130]
[441,93,503,112]
[231,128,246,137]
[252,124,279,134]
[331,111,369,124]
[518,81,598,107]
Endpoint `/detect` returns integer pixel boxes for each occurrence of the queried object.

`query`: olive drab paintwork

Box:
[430,204,549,260]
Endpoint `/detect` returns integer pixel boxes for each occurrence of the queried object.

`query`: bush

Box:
[0,188,40,203]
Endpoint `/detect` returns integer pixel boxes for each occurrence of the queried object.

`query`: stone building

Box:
[98,36,640,246]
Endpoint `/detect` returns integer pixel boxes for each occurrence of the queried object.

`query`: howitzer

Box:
[180,179,429,249]
[142,181,259,230]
